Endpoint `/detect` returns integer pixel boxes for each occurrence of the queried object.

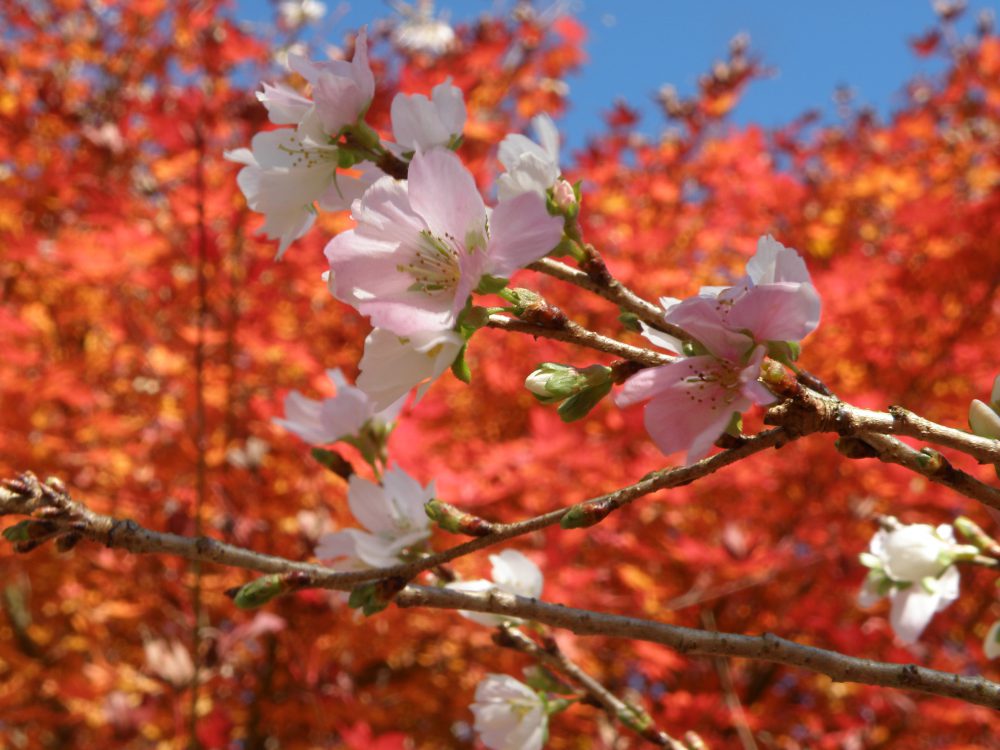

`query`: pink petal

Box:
[664,297,754,363]
[408,149,486,247]
[728,283,820,343]
[486,192,564,278]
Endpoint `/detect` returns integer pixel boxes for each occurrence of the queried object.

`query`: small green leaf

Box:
[475,274,509,295]
[451,344,471,383]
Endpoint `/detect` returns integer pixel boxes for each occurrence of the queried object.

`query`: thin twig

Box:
[486,314,674,367]
[0,430,788,590]
[528,258,687,339]
[497,626,689,749]
[701,612,757,750]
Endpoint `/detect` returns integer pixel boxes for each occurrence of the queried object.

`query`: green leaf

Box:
[451,343,471,383]
[475,274,509,295]
[557,380,612,422]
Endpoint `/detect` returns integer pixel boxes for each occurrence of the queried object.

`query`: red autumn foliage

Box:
[1,1,998,748]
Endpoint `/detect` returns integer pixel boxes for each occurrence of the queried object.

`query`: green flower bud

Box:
[233,574,286,610]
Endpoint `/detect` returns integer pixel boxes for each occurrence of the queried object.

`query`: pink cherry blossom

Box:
[326,148,563,336]
[289,28,374,134]
[686,234,821,347]
[273,368,403,445]
[616,344,774,465]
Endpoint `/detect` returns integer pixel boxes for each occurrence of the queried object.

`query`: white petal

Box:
[889,587,941,644]
[984,621,1000,659]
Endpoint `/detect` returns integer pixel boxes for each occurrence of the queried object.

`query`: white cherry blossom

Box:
[497,114,561,201]
[858,521,976,644]
[315,468,434,569]
[390,80,466,152]
[471,674,548,750]
[355,327,464,411]
[446,549,543,626]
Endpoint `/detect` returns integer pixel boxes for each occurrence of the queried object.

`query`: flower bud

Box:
[232,574,288,609]
[525,363,582,402]
[985,621,1000,660]
[969,398,1000,440]
[525,363,611,402]
[550,178,579,218]
[425,499,495,536]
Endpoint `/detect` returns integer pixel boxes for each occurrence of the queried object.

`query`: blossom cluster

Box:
[233,23,1000,750]
[616,235,820,464]
[230,29,571,411]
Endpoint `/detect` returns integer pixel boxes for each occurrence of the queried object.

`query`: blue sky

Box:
[236,1,991,150]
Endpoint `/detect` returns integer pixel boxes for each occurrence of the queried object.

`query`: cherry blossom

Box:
[680,234,820,349]
[143,638,195,688]
[858,521,977,644]
[355,327,464,411]
[226,116,381,258]
[278,0,326,29]
[326,148,563,335]
[314,468,434,569]
[391,1,456,56]
[616,236,820,463]
[273,368,403,446]
[446,549,543,626]
[228,30,379,256]
[497,114,561,202]
[470,674,548,750]
[288,29,374,135]
[390,80,466,152]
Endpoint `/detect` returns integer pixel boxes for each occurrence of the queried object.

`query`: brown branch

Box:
[527,258,689,340]
[486,314,674,367]
[0,430,788,590]
[395,586,1000,710]
[5,466,998,710]
[762,377,1000,513]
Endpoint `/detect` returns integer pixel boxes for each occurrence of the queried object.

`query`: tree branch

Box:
[1,430,788,590]
[395,586,1000,710]
[5,465,998,710]
[763,377,1000,512]
[528,257,688,340]
[486,313,673,367]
